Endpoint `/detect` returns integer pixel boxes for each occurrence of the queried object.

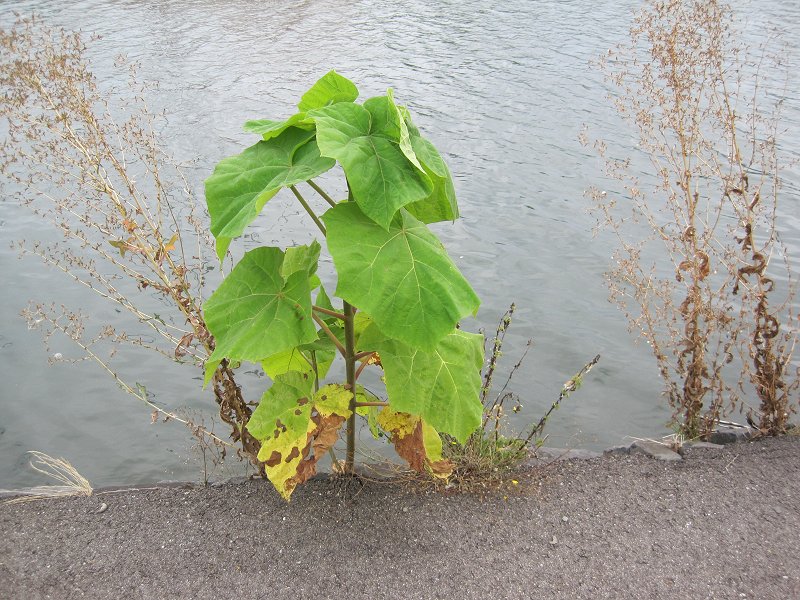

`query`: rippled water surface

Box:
[2,0,799,487]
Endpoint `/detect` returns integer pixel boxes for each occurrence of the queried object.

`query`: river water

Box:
[1,0,798,488]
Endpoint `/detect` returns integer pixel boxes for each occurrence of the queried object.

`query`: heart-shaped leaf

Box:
[311,100,432,229]
[323,202,480,350]
[205,127,335,259]
[360,324,484,443]
[247,373,353,499]
[247,372,316,500]
[204,246,318,366]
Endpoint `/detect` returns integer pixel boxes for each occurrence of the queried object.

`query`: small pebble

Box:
[550,535,558,546]
[95,502,108,514]
[562,516,569,523]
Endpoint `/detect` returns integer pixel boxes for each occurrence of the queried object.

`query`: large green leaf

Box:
[297,70,359,112]
[323,202,480,350]
[360,325,484,443]
[243,113,314,141]
[403,134,459,223]
[204,246,318,366]
[311,100,433,229]
[205,127,335,260]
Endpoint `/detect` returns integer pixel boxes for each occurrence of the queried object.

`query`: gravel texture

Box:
[1,435,798,600]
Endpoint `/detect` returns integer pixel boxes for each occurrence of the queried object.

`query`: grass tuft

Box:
[444,305,599,491]
[3,451,92,505]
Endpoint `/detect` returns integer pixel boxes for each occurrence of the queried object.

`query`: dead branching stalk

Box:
[585,0,799,437]
[0,17,263,470]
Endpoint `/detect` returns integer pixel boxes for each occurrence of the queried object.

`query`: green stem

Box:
[310,351,320,393]
[355,357,373,381]
[312,313,346,357]
[290,185,326,235]
[343,300,357,474]
[308,180,337,208]
[312,305,346,320]
[522,355,600,449]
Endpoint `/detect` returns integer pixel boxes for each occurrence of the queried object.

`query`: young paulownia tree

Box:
[203,71,483,499]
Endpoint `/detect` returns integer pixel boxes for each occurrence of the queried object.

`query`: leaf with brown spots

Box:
[246,375,353,499]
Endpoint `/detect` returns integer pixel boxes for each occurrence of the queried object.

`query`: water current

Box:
[1,0,798,487]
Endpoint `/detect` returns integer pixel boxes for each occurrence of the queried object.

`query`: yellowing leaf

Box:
[247,374,353,500]
[247,372,315,500]
[377,406,417,437]
[164,233,178,252]
[313,384,353,418]
[377,408,453,479]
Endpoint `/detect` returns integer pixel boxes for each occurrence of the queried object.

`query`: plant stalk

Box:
[312,305,346,320]
[311,313,346,357]
[343,300,357,474]
[289,185,326,235]
[308,180,337,208]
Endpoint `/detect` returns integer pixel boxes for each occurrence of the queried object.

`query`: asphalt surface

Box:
[2,435,799,600]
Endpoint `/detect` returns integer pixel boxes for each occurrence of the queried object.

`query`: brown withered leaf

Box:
[393,421,427,472]
[379,409,453,478]
[174,332,194,358]
[287,413,347,490]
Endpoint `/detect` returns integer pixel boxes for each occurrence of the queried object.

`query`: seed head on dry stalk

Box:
[584,0,799,437]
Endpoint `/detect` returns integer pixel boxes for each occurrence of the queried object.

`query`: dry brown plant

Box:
[0,17,264,472]
[584,0,798,437]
